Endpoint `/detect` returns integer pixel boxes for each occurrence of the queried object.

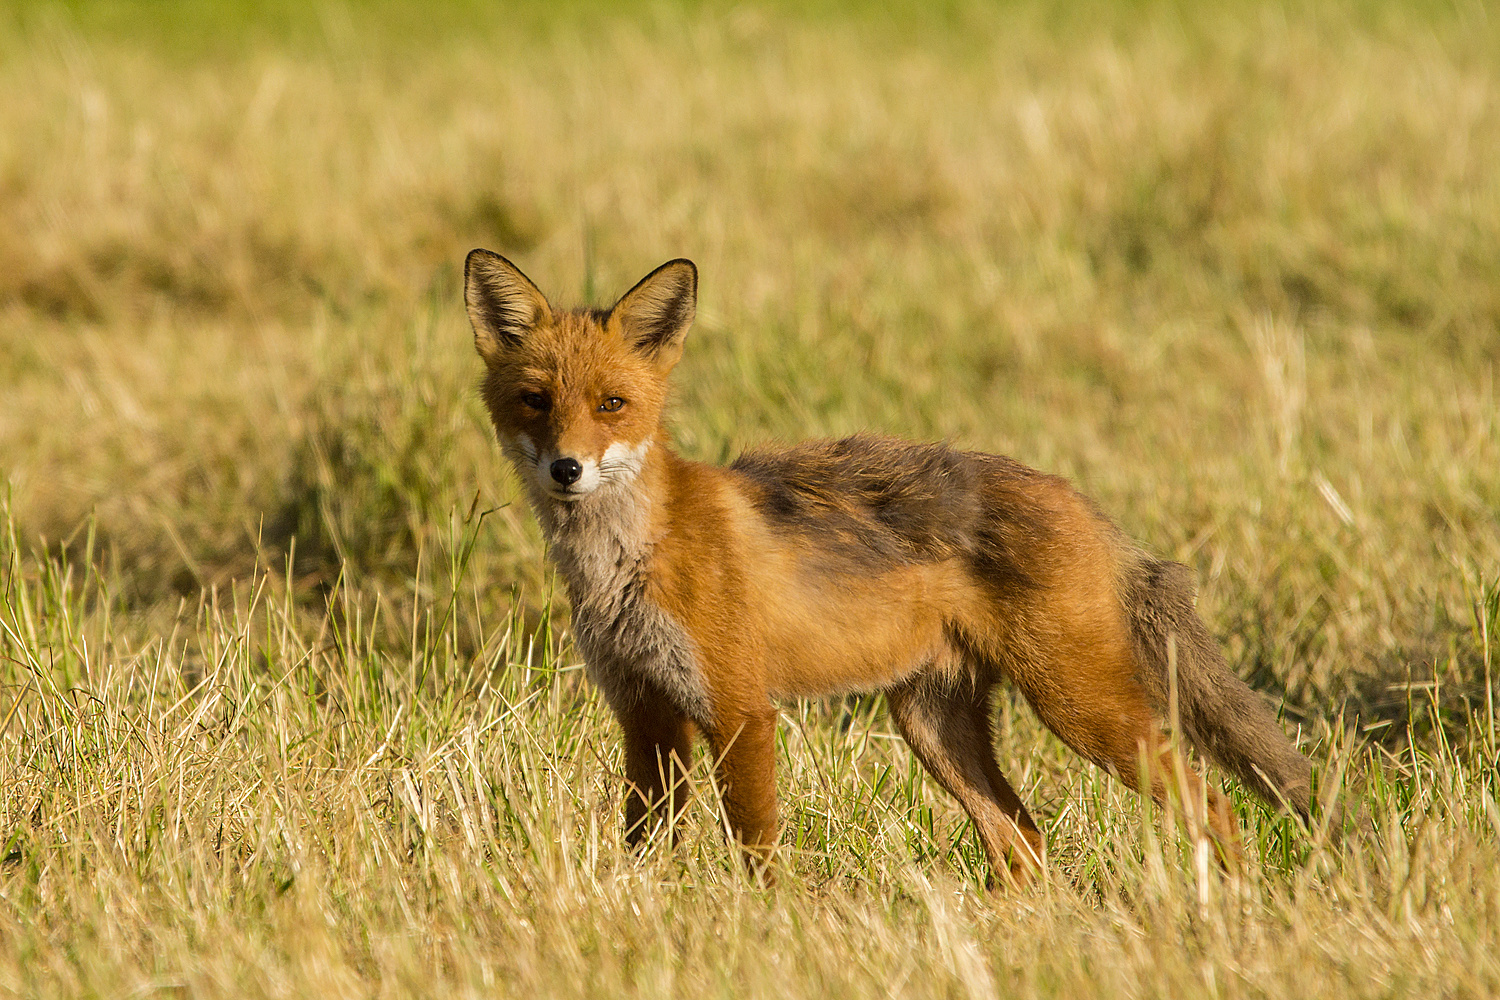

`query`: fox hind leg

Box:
[1012,647,1244,868]
[1129,727,1244,871]
[887,674,1046,887]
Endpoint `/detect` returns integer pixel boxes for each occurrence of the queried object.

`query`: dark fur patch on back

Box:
[730,435,1053,590]
[966,456,1062,594]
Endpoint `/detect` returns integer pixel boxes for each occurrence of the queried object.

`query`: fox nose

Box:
[550,457,583,486]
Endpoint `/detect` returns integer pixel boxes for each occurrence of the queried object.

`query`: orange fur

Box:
[464,249,1315,886]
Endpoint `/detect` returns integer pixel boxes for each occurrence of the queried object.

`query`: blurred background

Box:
[2,0,1497,734]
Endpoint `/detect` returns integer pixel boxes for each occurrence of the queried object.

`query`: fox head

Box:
[464,249,696,503]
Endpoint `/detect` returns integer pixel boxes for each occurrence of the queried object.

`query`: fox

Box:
[463,247,1316,885]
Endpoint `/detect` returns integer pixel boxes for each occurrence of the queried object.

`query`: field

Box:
[2,0,1499,996]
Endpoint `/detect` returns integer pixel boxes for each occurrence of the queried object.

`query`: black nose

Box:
[550,457,582,486]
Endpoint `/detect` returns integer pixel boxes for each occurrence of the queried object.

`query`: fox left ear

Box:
[609,259,697,371]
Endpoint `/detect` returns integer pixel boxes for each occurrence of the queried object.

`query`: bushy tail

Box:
[1122,557,1313,820]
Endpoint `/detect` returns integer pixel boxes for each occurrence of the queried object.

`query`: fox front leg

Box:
[705,704,780,877]
[617,698,695,849]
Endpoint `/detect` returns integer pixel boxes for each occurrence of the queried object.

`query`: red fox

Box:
[464,249,1314,884]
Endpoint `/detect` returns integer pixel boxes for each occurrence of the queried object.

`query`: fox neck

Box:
[523,431,714,725]
[528,432,672,605]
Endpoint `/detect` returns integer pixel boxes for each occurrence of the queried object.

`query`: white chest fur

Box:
[537,491,713,726]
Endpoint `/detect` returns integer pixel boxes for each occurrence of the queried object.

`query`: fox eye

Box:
[520,392,549,411]
[599,397,625,413]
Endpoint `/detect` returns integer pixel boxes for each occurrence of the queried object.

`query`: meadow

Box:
[2,0,1498,995]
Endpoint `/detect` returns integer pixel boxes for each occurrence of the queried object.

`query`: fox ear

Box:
[609,259,697,371]
[465,249,552,363]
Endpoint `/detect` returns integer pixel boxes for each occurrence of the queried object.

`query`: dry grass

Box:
[2,1,1499,996]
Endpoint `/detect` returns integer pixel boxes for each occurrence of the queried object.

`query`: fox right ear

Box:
[464,249,553,363]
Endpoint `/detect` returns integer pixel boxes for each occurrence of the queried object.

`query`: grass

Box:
[2,0,1499,995]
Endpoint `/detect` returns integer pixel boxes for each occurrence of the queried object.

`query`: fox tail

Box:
[1122,556,1313,820]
